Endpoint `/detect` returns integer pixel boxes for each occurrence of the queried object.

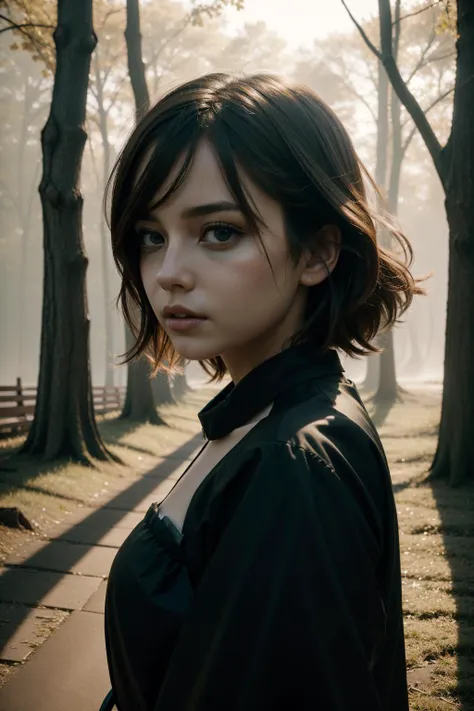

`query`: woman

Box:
[103,73,422,711]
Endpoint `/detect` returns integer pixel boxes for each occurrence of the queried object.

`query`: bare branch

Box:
[105,75,128,116]
[322,57,378,123]
[405,28,437,85]
[393,1,442,25]
[88,83,99,103]
[427,50,456,64]
[402,86,454,155]
[0,23,54,36]
[377,0,443,178]
[145,14,192,75]
[85,121,102,192]
[102,7,124,26]
[340,1,381,59]
[392,0,402,59]
[0,14,54,35]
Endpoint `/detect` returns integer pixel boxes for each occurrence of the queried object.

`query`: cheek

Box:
[211,256,272,302]
[209,246,295,307]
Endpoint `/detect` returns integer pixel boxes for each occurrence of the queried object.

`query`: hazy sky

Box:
[218,0,379,47]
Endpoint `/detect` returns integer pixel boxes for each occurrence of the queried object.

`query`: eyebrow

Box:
[139,201,243,227]
[181,201,243,219]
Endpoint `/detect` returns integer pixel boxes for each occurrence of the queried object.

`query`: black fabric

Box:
[104,344,409,711]
[199,343,344,440]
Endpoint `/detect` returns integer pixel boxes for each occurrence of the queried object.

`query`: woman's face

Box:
[137,139,324,381]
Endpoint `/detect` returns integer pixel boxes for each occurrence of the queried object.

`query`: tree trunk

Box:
[404,319,424,377]
[375,61,389,189]
[125,0,150,122]
[21,0,114,464]
[17,79,32,377]
[373,81,403,405]
[152,371,175,406]
[173,371,190,399]
[17,77,43,377]
[430,1,474,485]
[363,353,380,392]
[93,48,115,387]
[121,323,164,424]
[363,60,389,392]
[373,4,404,404]
[100,217,114,387]
[375,330,398,401]
[119,0,162,422]
[432,190,474,485]
[344,0,474,483]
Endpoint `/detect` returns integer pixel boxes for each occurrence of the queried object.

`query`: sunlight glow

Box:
[213,0,379,47]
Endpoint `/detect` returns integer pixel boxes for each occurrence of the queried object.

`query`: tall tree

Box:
[19,0,114,463]
[122,0,245,418]
[92,44,115,386]
[295,9,453,396]
[0,48,50,378]
[173,369,190,399]
[342,0,473,485]
[87,4,129,387]
[372,0,402,404]
[121,0,167,424]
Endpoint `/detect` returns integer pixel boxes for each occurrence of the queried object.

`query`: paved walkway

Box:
[0,433,202,711]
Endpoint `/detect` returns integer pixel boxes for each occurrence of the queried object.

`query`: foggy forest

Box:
[0,1,473,710]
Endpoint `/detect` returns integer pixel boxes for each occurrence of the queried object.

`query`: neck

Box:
[221,333,294,384]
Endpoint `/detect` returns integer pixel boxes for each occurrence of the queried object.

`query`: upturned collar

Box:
[198,344,344,440]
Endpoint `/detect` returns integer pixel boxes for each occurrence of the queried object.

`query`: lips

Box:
[162,305,207,319]
[161,305,208,332]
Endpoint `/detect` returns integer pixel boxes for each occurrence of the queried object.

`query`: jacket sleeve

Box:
[153,441,387,711]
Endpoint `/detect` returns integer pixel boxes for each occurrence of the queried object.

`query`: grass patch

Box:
[1,383,473,707]
[378,388,474,708]
[0,386,216,560]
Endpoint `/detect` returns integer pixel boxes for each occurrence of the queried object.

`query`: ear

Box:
[299,224,341,287]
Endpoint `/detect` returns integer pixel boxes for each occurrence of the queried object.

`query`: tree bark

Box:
[152,371,175,406]
[173,368,190,399]
[373,73,403,405]
[363,355,380,392]
[404,319,424,377]
[93,48,115,387]
[21,0,114,464]
[121,323,164,424]
[344,0,474,483]
[119,0,161,423]
[125,0,150,122]
[430,1,474,485]
[17,70,44,377]
[375,330,398,401]
[363,60,388,392]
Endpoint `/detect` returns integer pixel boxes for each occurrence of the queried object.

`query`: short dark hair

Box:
[106,72,424,381]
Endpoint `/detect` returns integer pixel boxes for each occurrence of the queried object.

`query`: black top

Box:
[104,343,409,711]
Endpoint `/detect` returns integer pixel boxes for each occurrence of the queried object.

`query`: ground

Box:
[0,383,473,709]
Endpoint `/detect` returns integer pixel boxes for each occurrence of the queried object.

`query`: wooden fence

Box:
[0,378,126,438]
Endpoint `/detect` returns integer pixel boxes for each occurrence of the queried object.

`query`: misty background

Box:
[0,0,452,389]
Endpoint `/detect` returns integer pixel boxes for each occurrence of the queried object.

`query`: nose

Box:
[155,242,195,292]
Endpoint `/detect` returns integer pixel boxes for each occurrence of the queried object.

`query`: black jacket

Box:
[104,344,409,711]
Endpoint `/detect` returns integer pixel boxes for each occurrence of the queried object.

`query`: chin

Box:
[168,338,224,363]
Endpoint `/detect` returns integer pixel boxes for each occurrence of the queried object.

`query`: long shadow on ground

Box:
[430,478,474,710]
[0,432,203,655]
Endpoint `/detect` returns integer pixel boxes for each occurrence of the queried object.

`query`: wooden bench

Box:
[0,379,125,438]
